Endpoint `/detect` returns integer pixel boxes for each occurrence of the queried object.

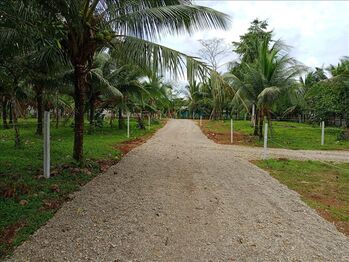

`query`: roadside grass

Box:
[256,159,349,236]
[201,120,349,150]
[0,118,163,259]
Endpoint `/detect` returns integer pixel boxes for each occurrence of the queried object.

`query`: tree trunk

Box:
[267,110,272,137]
[56,106,59,128]
[11,96,20,147]
[35,85,44,135]
[118,107,125,129]
[73,65,86,162]
[9,103,13,125]
[253,109,259,136]
[2,96,9,129]
[258,110,264,140]
[55,93,59,128]
[88,94,95,134]
[259,116,264,140]
[110,110,115,128]
[136,113,145,130]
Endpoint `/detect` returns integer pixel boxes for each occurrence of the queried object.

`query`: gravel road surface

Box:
[8,119,349,261]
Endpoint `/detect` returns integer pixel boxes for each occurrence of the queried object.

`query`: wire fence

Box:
[251,120,349,173]
[268,134,349,172]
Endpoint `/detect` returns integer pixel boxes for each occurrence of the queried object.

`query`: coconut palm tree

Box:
[2,0,229,161]
[226,39,305,138]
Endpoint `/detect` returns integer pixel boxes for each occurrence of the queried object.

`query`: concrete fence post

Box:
[127,112,130,138]
[230,118,233,144]
[252,104,256,127]
[148,114,151,130]
[43,111,50,179]
[263,122,268,160]
[321,121,325,145]
[200,116,202,126]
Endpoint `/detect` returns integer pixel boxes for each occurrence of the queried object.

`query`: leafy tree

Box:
[226,39,305,138]
[2,0,230,162]
[232,19,272,64]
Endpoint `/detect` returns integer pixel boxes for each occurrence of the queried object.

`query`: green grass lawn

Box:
[0,118,163,259]
[202,120,349,150]
[256,159,349,236]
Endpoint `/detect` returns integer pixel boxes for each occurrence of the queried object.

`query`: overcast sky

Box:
[159,1,349,89]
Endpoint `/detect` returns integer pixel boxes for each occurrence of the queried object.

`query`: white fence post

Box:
[43,111,50,179]
[252,104,256,127]
[148,114,151,130]
[263,122,268,160]
[230,118,234,144]
[321,121,325,145]
[200,116,202,126]
[127,112,130,138]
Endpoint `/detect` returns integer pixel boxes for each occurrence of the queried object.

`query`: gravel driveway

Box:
[218,144,349,163]
[8,119,349,261]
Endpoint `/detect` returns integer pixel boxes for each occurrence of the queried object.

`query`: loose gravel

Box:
[8,119,349,261]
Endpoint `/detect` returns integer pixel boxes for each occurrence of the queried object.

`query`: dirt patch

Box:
[202,129,256,146]
[41,199,65,211]
[317,209,349,236]
[116,138,147,155]
[198,120,256,146]
[115,126,162,156]
[0,221,26,256]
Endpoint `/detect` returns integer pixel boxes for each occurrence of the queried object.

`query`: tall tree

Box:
[226,39,305,138]
[198,38,230,71]
[232,19,272,64]
[7,0,229,162]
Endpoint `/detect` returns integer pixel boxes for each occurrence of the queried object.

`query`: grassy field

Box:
[0,118,163,258]
[256,159,349,236]
[201,120,349,150]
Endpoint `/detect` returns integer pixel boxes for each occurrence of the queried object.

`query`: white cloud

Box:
[159,0,349,74]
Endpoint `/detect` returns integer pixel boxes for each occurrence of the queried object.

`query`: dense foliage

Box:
[0,0,229,162]
[186,19,349,139]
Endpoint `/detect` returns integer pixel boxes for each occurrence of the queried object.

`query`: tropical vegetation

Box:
[0,0,230,162]
[185,19,349,140]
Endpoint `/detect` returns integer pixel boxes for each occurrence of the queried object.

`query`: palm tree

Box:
[185,80,203,118]
[5,0,229,162]
[86,51,123,132]
[226,39,305,138]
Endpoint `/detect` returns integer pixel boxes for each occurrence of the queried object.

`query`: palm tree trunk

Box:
[267,110,272,137]
[9,103,13,125]
[136,113,145,130]
[55,107,59,128]
[11,96,20,147]
[55,93,59,128]
[2,96,9,129]
[253,109,259,136]
[118,107,125,129]
[88,94,96,133]
[35,85,44,135]
[73,64,86,162]
[258,110,264,140]
[259,118,263,140]
[110,110,115,128]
